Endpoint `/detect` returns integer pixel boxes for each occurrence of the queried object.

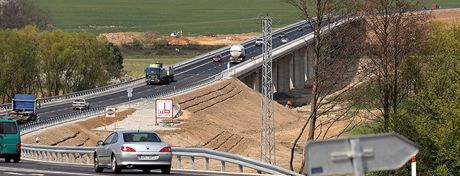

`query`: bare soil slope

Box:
[431,8,460,24]
[22,78,362,171]
[22,109,135,146]
[101,32,258,46]
[155,78,356,170]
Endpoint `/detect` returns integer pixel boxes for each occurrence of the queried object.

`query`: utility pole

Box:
[259,14,275,164]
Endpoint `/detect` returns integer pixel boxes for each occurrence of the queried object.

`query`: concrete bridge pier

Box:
[240,69,262,92]
[240,45,316,106]
[305,46,315,87]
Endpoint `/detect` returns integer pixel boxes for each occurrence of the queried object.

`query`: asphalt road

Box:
[0,160,244,176]
[29,20,315,122]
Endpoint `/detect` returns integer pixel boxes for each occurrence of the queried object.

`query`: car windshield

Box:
[123,132,161,142]
[75,99,84,102]
[0,122,17,134]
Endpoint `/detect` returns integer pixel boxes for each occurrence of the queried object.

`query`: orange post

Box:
[287,100,292,108]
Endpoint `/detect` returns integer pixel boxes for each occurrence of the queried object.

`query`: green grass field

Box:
[123,56,190,77]
[423,0,460,7]
[35,0,460,34]
[36,0,301,34]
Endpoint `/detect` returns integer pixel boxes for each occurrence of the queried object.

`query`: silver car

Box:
[94,130,172,174]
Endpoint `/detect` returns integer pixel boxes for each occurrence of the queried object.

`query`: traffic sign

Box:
[105,107,116,118]
[304,133,418,176]
[156,99,173,118]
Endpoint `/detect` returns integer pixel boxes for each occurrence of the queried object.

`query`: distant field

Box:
[123,57,190,77]
[36,0,300,34]
[423,0,460,8]
[35,0,460,34]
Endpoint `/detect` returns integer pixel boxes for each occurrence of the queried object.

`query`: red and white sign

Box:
[105,107,116,118]
[156,99,173,118]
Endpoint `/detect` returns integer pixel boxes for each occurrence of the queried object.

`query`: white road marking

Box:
[0,166,104,176]
[4,172,44,176]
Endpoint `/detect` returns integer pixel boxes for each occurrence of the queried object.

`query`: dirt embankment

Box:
[431,8,460,24]
[157,78,363,170]
[100,32,259,46]
[22,78,364,171]
[22,109,136,146]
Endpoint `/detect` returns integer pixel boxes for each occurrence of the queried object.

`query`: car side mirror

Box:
[97,140,104,146]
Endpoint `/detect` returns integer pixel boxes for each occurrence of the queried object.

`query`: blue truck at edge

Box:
[5,94,39,124]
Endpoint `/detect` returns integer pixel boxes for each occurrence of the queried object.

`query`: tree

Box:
[0,28,39,101]
[0,0,48,29]
[361,0,428,131]
[0,27,125,102]
[103,41,124,79]
[393,23,460,176]
[286,0,366,172]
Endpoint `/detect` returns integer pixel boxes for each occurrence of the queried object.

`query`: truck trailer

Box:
[5,94,39,124]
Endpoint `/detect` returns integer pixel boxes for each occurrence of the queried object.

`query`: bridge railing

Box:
[173,19,306,71]
[224,18,352,79]
[21,144,301,176]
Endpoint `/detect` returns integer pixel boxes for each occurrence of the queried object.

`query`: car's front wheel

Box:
[111,155,122,173]
[94,153,103,173]
[161,166,171,174]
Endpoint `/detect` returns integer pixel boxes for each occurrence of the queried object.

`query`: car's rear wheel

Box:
[13,155,20,163]
[161,166,171,174]
[142,169,150,173]
[111,155,121,173]
[4,157,10,163]
[94,154,103,173]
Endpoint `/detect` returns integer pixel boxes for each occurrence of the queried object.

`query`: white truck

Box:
[72,99,90,110]
[229,44,246,63]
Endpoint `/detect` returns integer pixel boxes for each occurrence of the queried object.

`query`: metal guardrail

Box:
[0,78,145,111]
[20,144,301,176]
[19,73,223,135]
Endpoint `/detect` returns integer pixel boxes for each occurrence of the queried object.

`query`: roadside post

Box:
[155,99,173,126]
[105,107,116,131]
[304,133,418,176]
[127,87,133,101]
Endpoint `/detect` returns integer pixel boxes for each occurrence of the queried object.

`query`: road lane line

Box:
[4,172,44,176]
[0,166,103,176]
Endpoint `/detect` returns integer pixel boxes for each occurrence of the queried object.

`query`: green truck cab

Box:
[0,120,21,163]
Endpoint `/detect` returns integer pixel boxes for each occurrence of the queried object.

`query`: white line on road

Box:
[4,172,44,176]
[0,166,105,176]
